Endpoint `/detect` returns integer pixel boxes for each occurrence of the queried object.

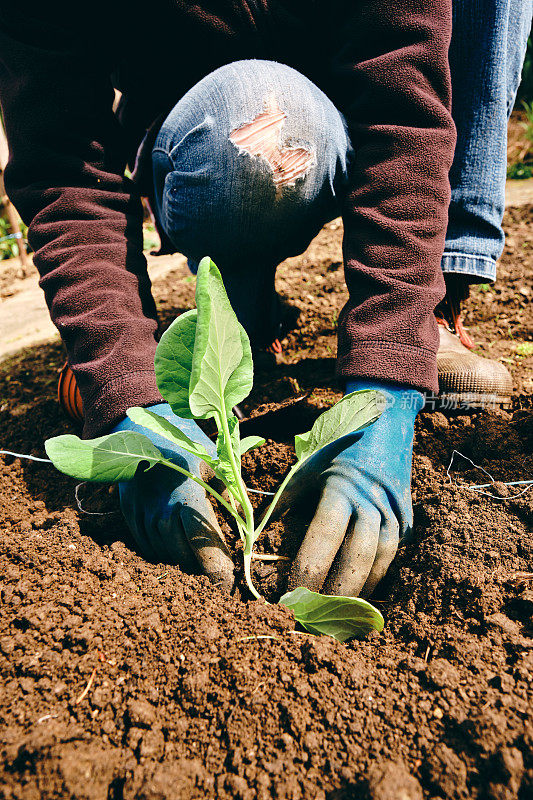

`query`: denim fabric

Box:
[153,59,352,345]
[443,0,533,282]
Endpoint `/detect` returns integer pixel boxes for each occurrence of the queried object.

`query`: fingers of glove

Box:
[199,461,224,494]
[199,461,239,512]
[180,500,234,592]
[152,505,200,572]
[273,435,365,523]
[287,482,353,592]
[119,481,197,569]
[258,464,316,525]
[398,484,414,540]
[118,482,160,563]
[322,504,381,597]
[359,515,400,598]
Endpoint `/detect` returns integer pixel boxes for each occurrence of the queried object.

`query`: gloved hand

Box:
[283,380,424,597]
[113,403,234,591]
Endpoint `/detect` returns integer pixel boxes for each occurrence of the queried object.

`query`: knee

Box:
[228,90,315,188]
[219,60,348,190]
[152,60,349,262]
[156,60,348,192]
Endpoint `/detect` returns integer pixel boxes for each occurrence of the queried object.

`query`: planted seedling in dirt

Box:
[45,258,385,642]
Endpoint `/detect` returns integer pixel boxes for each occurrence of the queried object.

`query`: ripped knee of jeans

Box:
[229,93,314,188]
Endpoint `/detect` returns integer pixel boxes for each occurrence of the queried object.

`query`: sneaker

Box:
[57,362,84,423]
[436,279,512,409]
[254,297,301,367]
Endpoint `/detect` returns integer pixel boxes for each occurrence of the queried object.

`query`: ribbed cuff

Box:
[441,253,497,283]
[82,371,163,439]
[336,341,438,394]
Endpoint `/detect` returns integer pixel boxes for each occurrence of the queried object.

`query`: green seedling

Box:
[45,258,385,642]
[515,341,533,357]
[521,100,533,146]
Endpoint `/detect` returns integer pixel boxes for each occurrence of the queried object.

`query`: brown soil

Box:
[0,208,532,800]
[0,255,37,301]
[507,110,532,167]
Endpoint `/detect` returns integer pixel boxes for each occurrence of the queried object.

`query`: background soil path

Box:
[0,206,531,799]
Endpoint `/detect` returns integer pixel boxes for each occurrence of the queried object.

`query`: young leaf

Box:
[189,258,253,420]
[280,586,384,642]
[224,324,253,412]
[45,432,164,482]
[240,436,266,457]
[294,390,383,463]
[126,407,214,464]
[154,309,197,418]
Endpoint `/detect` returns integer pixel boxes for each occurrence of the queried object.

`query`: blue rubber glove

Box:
[283,380,424,597]
[113,403,234,591]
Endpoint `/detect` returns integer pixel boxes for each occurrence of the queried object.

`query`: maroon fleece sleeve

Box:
[330,0,456,392]
[0,0,456,438]
[0,12,163,438]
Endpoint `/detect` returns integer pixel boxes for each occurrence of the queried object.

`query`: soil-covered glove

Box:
[285,380,424,597]
[113,403,234,591]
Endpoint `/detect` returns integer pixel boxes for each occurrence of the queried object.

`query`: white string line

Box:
[0,449,276,506]
[75,483,116,517]
[0,449,52,463]
[446,449,494,485]
[446,449,533,500]
[468,484,533,501]
[2,448,528,502]
[469,479,533,489]
[0,452,117,515]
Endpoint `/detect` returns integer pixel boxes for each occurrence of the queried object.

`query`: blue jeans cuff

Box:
[441,253,497,283]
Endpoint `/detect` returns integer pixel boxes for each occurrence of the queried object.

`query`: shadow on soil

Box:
[0,339,339,558]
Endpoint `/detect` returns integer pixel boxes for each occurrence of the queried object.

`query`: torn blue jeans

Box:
[443,0,532,282]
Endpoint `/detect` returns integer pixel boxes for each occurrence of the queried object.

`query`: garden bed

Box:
[0,208,532,799]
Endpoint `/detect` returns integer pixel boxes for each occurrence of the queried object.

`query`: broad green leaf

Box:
[280,586,384,642]
[240,436,266,457]
[45,432,164,483]
[294,390,384,463]
[189,258,253,420]
[225,324,253,413]
[154,309,197,418]
[126,407,214,464]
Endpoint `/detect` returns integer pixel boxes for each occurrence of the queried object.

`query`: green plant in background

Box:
[507,161,533,180]
[143,222,159,252]
[515,341,533,357]
[507,100,533,179]
[521,100,533,143]
[0,214,28,260]
[508,37,533,179]
[45,257,385,642]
